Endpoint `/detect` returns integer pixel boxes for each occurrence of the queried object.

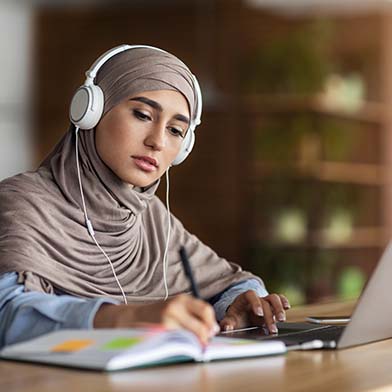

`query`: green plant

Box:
[243,20,334,95]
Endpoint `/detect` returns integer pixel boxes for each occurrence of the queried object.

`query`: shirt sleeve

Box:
[0,272,119,348]
[209,278,269,322]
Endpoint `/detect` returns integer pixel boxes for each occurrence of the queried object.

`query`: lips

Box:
[132,155,159,172]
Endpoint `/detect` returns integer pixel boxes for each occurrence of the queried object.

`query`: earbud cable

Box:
[75,127,128,305]
[163,168,171,301]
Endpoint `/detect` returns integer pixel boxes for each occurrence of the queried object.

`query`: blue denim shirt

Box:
[0,272,268,348]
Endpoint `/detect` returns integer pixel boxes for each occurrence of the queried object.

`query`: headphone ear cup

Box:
[69,84,104,130]
[172,128,195,166]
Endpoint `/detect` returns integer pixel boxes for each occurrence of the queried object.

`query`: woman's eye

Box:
[133,110,151,121]
[169,127,185,138]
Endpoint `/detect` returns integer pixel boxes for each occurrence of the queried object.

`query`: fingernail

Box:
[271,324,278,333]
[278,312,286,322]
[210,324,220,336]
[256,306,264,317]
[200,339,208,348]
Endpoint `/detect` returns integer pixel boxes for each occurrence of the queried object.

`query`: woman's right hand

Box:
[93,294,220,345]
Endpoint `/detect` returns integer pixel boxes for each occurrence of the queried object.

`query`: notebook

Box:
[222,241,392,350]
[0,327,286,371]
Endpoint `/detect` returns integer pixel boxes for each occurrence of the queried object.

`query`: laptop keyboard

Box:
[221,323,346,347]
[264,325,345,346]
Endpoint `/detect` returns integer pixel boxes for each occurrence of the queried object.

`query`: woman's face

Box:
[95,89,190,187]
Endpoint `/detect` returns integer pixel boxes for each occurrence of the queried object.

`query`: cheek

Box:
[96,127,128,168]
[101,121,138,154]
[164,142,183,165]
[110,129,132,152]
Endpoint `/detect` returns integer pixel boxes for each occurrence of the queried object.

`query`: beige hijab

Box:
[0,47,262,302]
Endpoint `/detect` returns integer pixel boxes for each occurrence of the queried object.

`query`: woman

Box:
[0,45,289,347]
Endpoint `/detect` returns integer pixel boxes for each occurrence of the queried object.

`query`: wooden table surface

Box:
[1,300,392,392]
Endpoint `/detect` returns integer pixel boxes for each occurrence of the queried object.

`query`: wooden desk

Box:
[1,301,391,392]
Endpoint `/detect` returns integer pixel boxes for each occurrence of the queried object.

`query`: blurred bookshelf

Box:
[253,160,388,186]
[243,94,386,125]
[238,8,392,305]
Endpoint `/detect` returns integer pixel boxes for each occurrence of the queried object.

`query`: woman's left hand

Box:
[220,291,290,334]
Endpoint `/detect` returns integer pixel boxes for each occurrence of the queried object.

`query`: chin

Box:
[122,173,160,189]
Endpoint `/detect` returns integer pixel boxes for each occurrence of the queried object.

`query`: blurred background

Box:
[3,0,392,305]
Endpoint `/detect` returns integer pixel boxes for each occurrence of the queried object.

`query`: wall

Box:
[0,2,33,180]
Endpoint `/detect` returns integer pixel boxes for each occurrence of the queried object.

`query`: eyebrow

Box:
[129,96,190,125]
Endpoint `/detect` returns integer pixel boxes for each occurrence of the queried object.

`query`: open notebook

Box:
[0,327,286,371]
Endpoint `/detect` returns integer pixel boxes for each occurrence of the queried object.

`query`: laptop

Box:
[221,241,392,350]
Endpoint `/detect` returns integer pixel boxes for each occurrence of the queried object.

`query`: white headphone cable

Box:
[75,127,128,305]
[162,168,171,301]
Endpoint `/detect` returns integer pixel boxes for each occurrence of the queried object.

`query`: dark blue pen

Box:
[179,246,201,299]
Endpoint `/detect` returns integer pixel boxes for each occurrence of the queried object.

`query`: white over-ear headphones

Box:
[69,44,202,165]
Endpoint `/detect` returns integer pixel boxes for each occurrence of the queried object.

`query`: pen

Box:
[179,246,201,299]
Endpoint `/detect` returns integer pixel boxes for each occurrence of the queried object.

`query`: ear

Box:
[171,129,195,166]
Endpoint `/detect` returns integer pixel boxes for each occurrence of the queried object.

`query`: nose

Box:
[144,123,165,151]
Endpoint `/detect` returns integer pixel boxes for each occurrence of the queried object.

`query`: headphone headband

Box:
[85,45,164,81]
[69,44,202,165]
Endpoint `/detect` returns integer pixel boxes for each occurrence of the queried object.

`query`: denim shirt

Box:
[0,272,268,348]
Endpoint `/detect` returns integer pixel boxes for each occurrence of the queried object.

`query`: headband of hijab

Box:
[97,46,199,123]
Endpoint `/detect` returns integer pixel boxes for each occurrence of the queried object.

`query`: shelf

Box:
[256,226,390,249]
[253,160,390,186]
[242,94,387,125]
